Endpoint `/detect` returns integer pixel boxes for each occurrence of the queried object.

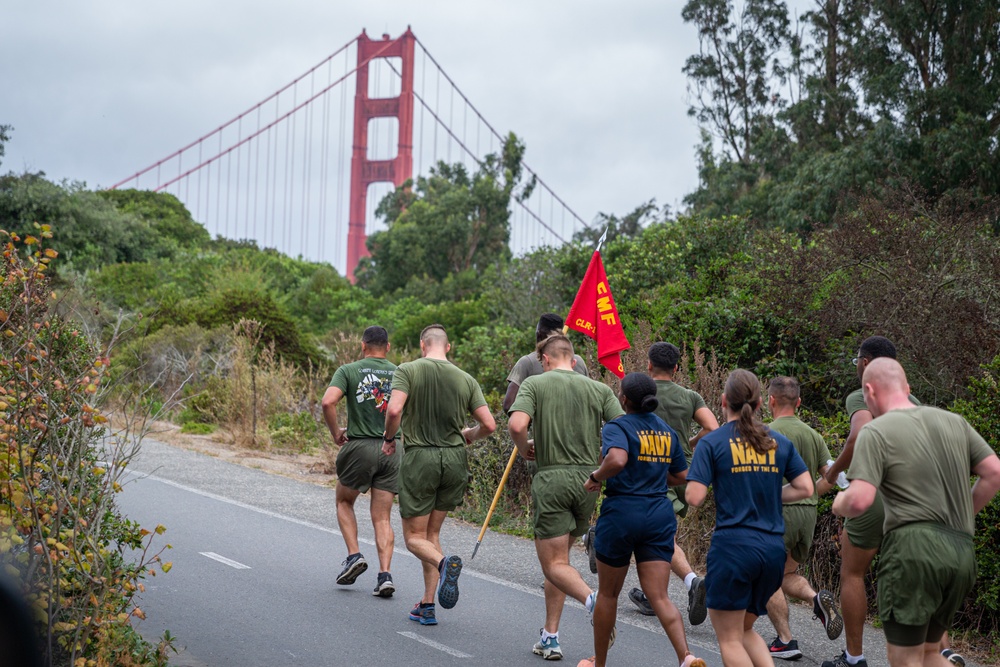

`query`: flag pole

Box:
[563,225,609,336]
[471,447,518,559]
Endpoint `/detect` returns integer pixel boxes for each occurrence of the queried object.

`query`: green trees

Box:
[357,132,534,295]
[0,124,10,169]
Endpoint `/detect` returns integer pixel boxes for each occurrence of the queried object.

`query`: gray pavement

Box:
[120,438,936,667]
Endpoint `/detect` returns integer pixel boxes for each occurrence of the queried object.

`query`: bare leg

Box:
[672,541,695,580]
[886,641,949,667]
[335,483,361,555]
[592,561,628,667]
[543,578,568,634]
[841,539,878,656]
[535,534,593,605]
[370,487,395,573]
[402,510,448,603]
[766,553,815,643]
[709,608,755,667]
[638,560,691,664]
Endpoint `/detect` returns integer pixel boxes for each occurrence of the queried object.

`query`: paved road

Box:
[120,438,913,667]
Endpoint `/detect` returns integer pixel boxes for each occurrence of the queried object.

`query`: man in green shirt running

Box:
[322,325,399,596]
[382,324,496,627]
[508,333,624,660]
[763,376,842,660]
[502,313,589,414]
[833,358,1000,667]
[628,342,718,625]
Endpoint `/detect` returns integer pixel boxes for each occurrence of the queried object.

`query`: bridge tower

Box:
[346,28,416,282]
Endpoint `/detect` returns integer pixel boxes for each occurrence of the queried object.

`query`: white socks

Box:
[684,572,697,590]
[845,651,865,665]
[541,629,559,641]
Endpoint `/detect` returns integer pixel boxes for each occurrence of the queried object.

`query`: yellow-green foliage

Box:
[1,227,171,667]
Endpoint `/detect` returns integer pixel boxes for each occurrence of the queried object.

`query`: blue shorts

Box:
[594,495,676,568]
[706,528,784,616]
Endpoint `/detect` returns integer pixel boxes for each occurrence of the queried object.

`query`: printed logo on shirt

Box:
[638,430,673,464]
[728,437,778,473]
[356,373,392,413]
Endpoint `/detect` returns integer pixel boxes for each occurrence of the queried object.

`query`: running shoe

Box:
[941,649,965,667]
[813,589,844,640]
[437,555,463,609]
[584,592,617,649]
[583,525,597,574]
[768,637,803,660]
[627,587,655,616]
[372,571,395,598]
[408,602,437,626]
[688,576,707,626]
[821,652,867,667]
[336,552,367,585]
[532,630,563,661]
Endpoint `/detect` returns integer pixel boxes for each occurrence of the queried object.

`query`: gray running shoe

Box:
[583,525,597,574]
[822,652,868,667]
[688,576,707,625]
[941,649,965,667]
[627,587,655,616]
[336,552,367,585]
[437,555,463,609]
[372,571,395,598]
[532,629,563,661]
[813,589,843,640]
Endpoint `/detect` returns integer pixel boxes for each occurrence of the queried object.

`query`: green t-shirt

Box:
[330,357,396,439]
[392,357,487,449]
[850,406,994,536]
[768,415,832,506]
[654,380,708,460]
[506,352,589,385]
[845,387,920,418]
[509,369,624,469]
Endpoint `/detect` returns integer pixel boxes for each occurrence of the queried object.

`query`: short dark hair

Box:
[537,313,564,341]
[648,342,681,372]
[621,372,659,413]
[859,336,897,362]
[361,325,389,348]
[420,324,448,347]
[768,376,800,407]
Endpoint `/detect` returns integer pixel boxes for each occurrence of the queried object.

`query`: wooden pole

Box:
[471,447,518,559]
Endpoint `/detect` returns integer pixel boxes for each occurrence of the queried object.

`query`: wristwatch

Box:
[588,473,600,484]
[383,432,395,442]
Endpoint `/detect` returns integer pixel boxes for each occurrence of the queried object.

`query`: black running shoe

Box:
[583,525,598,574]
[336,552,367,585]
[437,555,462,609]
[813,589,844,640]
[372,571,395,598]
[941,649,965,667]
[627,587,655,616]
[768,637,803,660]
[688,576,707,626]
[821,651,868,667]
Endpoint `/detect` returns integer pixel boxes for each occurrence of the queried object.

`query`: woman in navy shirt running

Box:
[580,373,706,667]
[686,370,813,667]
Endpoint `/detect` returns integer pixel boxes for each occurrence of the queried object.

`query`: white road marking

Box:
[397,631,472,658]
[199,552,251,569]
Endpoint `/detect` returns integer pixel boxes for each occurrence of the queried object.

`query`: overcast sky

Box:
[2,1,703,258]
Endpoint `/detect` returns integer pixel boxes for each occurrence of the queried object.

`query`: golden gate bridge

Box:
[110,28,592,281]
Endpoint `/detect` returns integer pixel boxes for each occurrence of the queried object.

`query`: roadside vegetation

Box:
[2,2,1000,663]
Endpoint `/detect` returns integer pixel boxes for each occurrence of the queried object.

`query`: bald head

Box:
[862,358,912,417]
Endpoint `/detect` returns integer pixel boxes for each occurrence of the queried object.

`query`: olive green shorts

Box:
[398,446,468,519]
[878,522,976,647]
[782,504,818,564]
[531,466,598,540]
[844,489,884,549]
[335,437,401,494]
[667,484,689,519]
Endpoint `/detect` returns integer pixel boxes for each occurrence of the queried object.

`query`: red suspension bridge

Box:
[111,28,591,281]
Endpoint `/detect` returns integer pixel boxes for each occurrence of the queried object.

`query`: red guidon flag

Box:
[565,250,630,378]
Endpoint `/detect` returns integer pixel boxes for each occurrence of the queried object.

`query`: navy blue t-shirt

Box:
[601,412,688,497]
[687,421,807,534]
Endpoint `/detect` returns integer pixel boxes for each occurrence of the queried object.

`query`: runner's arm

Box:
[667,469,688,487]
[782,470,814,504]
[685,481,708,507]
[587,447,627,491]
[502,381,520,413]
[689,407,719,451]
[826,409,872,484]
[508,411,535,460]
[815,462,835,496]
[971,452,1000,514]
[831,478,876,517]
[382,390,408,456]
[463,405,497,443]
[321,386,348,445]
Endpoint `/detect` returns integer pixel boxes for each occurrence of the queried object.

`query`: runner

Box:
[382,324,496,626]
[508,333,623,661]
[821,336,950,667]
[832,358,1000,667]
[321,325,399,596]
[763,376,842,659]
[577,373,707,667]
[686,369,813,667]
[628,342,717,624]
[502,313,589,414]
